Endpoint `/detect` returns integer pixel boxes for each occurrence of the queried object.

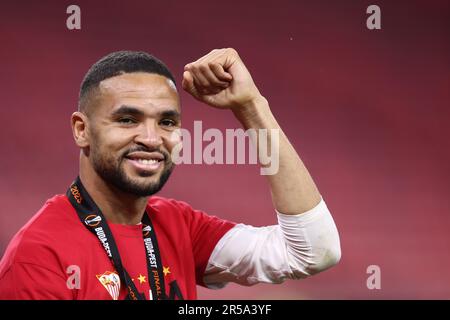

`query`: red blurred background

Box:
[0,0,449,299]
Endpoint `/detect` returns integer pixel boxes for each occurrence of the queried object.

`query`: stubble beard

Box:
[90,146,174,197]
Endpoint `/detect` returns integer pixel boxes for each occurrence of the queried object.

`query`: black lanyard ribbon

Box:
[66,177,166,300]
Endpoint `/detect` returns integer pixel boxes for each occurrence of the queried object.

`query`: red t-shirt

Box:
[0,195,235,300]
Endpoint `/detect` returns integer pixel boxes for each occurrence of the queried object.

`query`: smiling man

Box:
[0,49,341,300]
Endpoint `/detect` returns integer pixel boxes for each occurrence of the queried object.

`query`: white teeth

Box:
[137,159,158,165]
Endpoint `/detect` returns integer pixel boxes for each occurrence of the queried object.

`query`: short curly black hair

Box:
[78,50,176,113]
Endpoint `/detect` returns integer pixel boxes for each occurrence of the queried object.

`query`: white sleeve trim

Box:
[203,198,341,289]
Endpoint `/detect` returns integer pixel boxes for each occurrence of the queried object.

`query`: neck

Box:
[79,158,148,225]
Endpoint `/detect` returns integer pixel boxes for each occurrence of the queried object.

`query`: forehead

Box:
[96,72,179,113]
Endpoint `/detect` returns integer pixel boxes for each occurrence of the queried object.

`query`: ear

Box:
[71,111,90,148]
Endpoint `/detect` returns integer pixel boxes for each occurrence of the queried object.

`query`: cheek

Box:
[102,129,132,149]
[163,130,182,153]
[91,132,129,162]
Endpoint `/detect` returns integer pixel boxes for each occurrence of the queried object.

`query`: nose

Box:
[134,120,163,149]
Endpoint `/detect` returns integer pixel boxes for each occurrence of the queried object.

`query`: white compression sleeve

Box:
[203,198,341,288]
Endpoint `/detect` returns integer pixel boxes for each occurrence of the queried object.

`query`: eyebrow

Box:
[111,105,181,120]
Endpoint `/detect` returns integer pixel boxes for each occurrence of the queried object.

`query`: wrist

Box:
[232,95,270,124]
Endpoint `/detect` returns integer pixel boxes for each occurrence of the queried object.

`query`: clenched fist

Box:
[182,48,262,111]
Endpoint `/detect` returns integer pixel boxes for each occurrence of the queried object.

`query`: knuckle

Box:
[208,62,218,68]
[198,64,208,72]
[226,47,238,55]
[194,76,207,86]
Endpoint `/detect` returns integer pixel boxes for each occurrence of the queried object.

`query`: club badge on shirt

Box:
[96,271,121,300]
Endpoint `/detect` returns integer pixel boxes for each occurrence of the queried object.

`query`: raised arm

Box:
[182,48,341,287]
[182,48,320,214]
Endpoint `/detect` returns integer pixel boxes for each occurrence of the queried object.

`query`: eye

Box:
[160,119,177,127]
[118,117,136,125]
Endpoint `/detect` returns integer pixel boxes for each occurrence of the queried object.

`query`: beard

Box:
[90,145,174,197]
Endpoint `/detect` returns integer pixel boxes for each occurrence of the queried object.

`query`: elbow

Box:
[289,240,341,279]
[305,242,341,276]
[307,243,341,275]
[278,199,342,279]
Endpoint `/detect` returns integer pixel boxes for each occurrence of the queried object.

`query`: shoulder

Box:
[148,196,194,215]
[147,195,236,237]
[0,195,83,276]
[148,196,219,224]
[147,196,201,230]
[16,194,80,244]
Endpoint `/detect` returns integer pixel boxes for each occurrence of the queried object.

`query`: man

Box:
[0,49,341,300]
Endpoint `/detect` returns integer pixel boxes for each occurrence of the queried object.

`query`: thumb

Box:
[182,71,201,99]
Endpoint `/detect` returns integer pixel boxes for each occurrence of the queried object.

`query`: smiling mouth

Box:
[125,158,163,173]
[124,151,165,173]
[133,159,161,165]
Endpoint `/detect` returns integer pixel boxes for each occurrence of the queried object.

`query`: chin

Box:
[121,179,164,197]
[132,168,162,179]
